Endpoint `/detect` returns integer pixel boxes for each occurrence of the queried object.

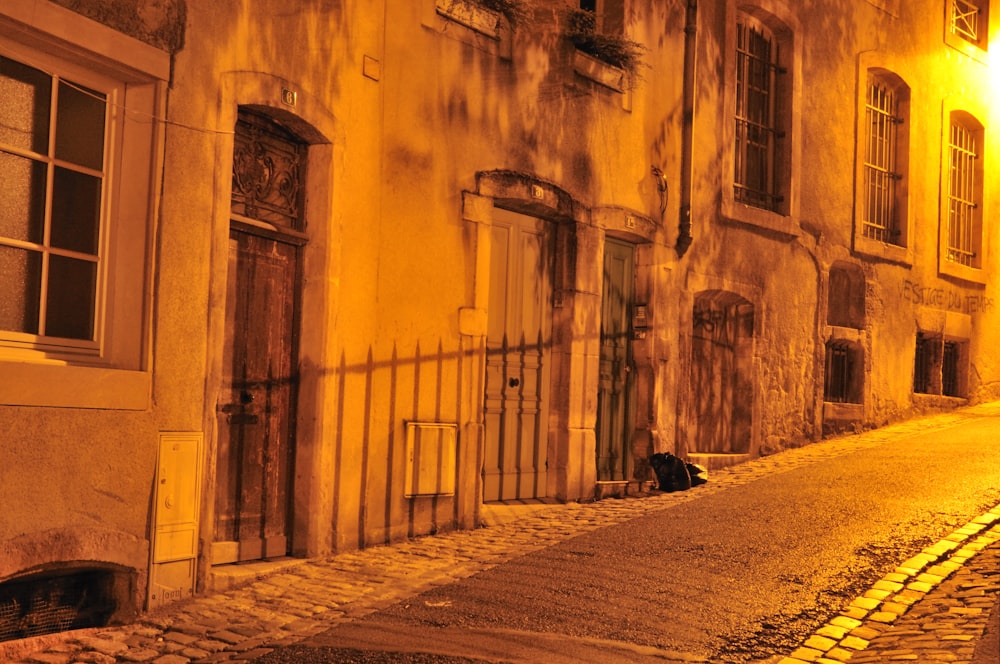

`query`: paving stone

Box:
[24,654,73,664]
[207,630,243,645]
[160,632,199,646]
[118,649,161,662]
[151,656,190,664]
[74,652,116,664]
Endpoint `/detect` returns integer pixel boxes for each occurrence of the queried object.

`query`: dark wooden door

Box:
[596,238,635,481]
[213,229,298,564]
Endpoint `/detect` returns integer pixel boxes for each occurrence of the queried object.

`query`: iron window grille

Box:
[947,120,978,267]
[942,340,961,397]
[0,55,107,344]
[952,0,981,43]
[862,77,903,244]
[824,340,858,404]
[913,332,935,394]
[734,19,784,212]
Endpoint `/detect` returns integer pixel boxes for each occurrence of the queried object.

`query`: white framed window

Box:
[0,3,168,409]
[1,54,110,353]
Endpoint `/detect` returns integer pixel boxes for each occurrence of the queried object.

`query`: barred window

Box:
[946,116,981,267]
[734,17,783,212]
[824,340,862,404]
[914,333,967,398]
[913,332,936,394]
[952,0,982,43]
[862,75,904,244]
[942,341,961,397]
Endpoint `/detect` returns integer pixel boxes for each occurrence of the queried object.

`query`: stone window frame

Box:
[938,103,987,285]
[426,0,514,60]
[913,331,969,398]
[852,64,913,265]
[0,3,168,409]
[945,0,990,61]
[720,0,803,240]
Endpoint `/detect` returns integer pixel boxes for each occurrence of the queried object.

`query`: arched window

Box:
[945,112,984,268]
[861,71,909,246]
[733,12,788,213]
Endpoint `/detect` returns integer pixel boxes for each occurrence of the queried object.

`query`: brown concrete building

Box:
[0,0,996,633]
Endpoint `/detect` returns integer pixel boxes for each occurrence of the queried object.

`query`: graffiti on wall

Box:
[901,280,994,315]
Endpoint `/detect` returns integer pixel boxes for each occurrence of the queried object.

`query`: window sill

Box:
[435,0,501,39]
[852,234,912,267]
[823,401,864,421]
[721,199,800,240]
[944,29,989,65]
[573,49,626,92]
[0,360,150,410]
[938,258,986,286]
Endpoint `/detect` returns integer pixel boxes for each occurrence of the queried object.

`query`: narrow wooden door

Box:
[213,229,298,563]
[483,209,552,501]
[596,238,635,481]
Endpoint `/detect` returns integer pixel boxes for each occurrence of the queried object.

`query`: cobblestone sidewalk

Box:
[4,405,999,664]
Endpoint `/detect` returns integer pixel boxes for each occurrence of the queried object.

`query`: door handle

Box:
[239,390,254,404]
[508,377,520,388]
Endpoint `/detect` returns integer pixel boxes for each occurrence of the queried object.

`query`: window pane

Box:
[45,255,96,340]
[0,151,47,243]
[0,56,51,155]
[55,80,106,170]
[51,166,101,254]
[0,244,42,334]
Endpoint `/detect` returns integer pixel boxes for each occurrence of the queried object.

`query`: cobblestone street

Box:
[5,404,999,664]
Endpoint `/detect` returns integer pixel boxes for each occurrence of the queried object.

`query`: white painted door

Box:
[483,209,552,501]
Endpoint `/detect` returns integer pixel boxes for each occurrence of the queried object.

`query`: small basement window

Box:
[0,567,131,642]
[913,332,967,398]
[824,340,863,404]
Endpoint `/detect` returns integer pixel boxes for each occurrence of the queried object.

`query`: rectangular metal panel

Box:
[404,422,457,497]
[148,431,202,610]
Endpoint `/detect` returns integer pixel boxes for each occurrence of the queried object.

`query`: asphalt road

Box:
[256,408,1000,663]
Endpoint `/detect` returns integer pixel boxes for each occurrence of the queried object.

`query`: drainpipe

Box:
[676,0,697,257]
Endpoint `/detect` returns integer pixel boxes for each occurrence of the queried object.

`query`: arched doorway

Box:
[213,109,306,563]
[689,290,755,454]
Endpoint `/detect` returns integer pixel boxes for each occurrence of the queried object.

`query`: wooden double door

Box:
[213,229,299,564]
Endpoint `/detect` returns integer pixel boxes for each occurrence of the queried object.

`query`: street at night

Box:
[10,404,998,663]
[251,403,1000,663]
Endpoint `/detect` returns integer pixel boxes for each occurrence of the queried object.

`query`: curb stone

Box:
[775,506,1000,664]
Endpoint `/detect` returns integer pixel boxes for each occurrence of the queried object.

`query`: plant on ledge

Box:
[479,0,533,29]
[564,7,646,75]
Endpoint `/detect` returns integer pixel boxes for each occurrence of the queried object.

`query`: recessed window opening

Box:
[824,340,860,404]
[913,332,965,397]
[827,262,866,329]
[942,340,961,396]
[734,17,783,212]
[863,77,902,243]
[913,332,937,394]
[952,0,981,42]
[0,54,108,347]
[947,119,979,267]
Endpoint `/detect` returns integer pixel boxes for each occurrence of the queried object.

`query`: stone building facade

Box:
[0,0,996,631]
